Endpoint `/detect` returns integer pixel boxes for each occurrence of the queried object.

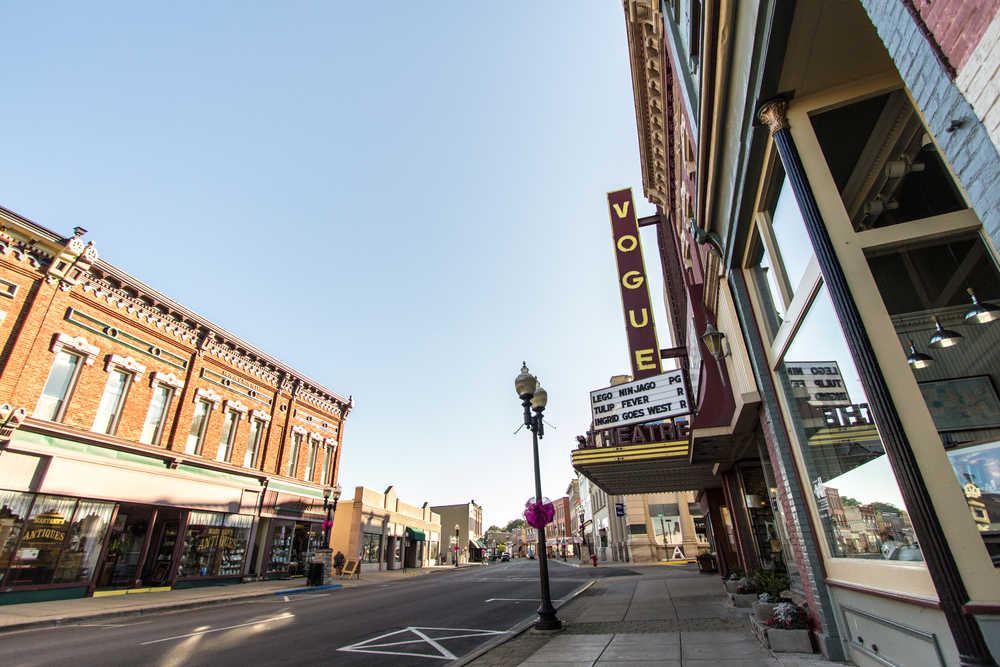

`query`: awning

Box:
[475,539,487,550]
[405,527,425,541]
[572,438,722,494]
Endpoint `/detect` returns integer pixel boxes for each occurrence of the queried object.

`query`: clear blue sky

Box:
[0,2,658,529]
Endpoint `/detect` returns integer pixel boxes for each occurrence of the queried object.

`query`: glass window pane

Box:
[216,412,237,462]
[0,491,35,583]
[186,401,210,455]
[53,500,115,583]
[178,511,230,578]
[305,442,318,481]
[770,177,815,293]
[243,420,262,468]
[93,370,130,434]
[779,285,923,561]
[287,434,302,477]
[140,386,172,445]
[7,495,78,586]
[868,233,1000,566]
[35,351,81,421]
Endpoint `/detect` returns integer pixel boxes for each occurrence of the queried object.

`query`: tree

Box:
[869,501,901,514]
[841,497,860,507]
[504,518,526,532]
[486,525,502,534]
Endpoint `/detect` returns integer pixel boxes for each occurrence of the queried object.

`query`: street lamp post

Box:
[515,363,561,631]
[455,524,460,567]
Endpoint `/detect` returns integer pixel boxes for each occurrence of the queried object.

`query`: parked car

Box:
[500,553,510,562]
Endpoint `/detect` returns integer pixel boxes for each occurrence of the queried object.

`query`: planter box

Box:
[753,601,776,623]
[733,593,758,608]
[724,579,745,594]
[767,628,814,653]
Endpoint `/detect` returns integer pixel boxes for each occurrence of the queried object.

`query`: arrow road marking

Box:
[338,627,511,660]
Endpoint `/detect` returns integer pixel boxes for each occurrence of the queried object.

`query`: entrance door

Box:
[139,509,183,586]
[97,504,154,588]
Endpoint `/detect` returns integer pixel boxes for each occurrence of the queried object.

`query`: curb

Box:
[449,579,597,666]
[273,584,342,595]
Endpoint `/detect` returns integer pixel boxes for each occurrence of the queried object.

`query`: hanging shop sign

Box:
[590,369,689,428]
[785,361,851,407]
[607,188,660,380]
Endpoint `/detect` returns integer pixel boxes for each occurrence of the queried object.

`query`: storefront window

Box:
[268,521,293,573]
[0,491,35,584]
[291,522,323,576]
[53,500,115,583]
[6,495,78,586]
[779,285,922,561]
[177,511,252,578]
[361,532,382,563]
[650,504,681,544]
[868,232,1000,567]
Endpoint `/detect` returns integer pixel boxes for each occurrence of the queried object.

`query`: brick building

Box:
[0,205,351,604]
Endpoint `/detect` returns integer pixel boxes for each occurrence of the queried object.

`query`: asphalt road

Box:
[4,560,641,667]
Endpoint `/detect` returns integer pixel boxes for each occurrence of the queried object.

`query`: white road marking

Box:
[283,596,289,601]
[338,626,511,660]
[485,598,565,603]
[139,613,294,645]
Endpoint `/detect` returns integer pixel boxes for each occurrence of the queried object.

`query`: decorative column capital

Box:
[759,99,790,135]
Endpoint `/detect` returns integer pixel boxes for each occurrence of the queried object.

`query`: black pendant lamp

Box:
[906,339,936,369]
[965,287,1000,324]
[928,316,964,348]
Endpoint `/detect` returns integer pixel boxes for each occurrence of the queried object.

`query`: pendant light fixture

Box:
[965,287,1000,324]
[906,339,936,369]
[928,315,964,348]
[947,242,1000,324]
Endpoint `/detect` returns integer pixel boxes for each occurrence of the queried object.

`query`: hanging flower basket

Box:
[523,497,555,530]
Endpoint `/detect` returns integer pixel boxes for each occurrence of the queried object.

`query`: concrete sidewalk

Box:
[462,565,853,667]
[0,563,469,634]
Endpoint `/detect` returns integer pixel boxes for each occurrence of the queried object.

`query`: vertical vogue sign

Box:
[590,370,689,427]
[608,188,660,380]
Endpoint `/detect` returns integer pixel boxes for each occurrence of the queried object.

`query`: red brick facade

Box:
[0,204,349,496]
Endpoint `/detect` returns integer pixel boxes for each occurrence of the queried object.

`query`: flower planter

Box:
[753,601,777,623]
[724,578,745,594]
[733,593,758,607]
[767,628,813,653]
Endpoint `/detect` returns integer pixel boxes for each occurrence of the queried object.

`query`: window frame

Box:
[286,429,304,478]
[35,350,86,423]
[186,399,213,456]
[91,367,134,435]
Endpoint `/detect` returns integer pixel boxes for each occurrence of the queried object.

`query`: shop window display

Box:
[778,286,922,561]
[0,491,35,584]
[361,532,382,563]
[52,500,115,583]
[177,511,252,578]
[268,521,293,573]
[6,495,78,586]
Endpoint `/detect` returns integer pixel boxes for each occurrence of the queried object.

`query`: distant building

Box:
[431,501,483,564]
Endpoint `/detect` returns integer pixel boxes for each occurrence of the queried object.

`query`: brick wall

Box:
[0,213,349,493]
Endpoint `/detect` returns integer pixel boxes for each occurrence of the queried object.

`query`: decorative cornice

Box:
[759,99,790,136]
[104,354,146,379]
[324,437,338,448]
[291,424,308,436]
[624,0,668,207]
[250,409,271,423]
[307,431,323,442]
[151,371,185,390]
[51,333,99,365]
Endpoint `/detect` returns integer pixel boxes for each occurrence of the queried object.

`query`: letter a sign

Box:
[608,188,660,380]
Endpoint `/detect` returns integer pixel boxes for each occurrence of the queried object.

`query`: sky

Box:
[0,2,660,529]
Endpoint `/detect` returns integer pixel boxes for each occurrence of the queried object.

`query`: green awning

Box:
[405,527,425,540]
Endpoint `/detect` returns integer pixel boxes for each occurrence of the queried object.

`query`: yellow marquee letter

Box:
[622,271,644,289]
[629,308,648,328]
[617,235,638,252]
[635,349,657,370]
[612,201,630,218]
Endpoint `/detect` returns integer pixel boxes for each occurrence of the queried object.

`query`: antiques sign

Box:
[590,370,689,427]
[607,188,661,380]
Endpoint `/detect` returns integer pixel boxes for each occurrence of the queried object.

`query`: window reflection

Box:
[779,285,922,561]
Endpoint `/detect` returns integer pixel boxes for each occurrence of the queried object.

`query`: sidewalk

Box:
[0,563,469,635]
[463,564,853,667]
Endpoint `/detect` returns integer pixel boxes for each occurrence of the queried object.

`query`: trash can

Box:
[307,562,324,586]
[696,553,717,573]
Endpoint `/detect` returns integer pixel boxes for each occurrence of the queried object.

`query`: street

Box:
[3,560,639,667]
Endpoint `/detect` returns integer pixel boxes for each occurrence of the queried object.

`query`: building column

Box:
[677,492,698,558]
[760,98,997,667]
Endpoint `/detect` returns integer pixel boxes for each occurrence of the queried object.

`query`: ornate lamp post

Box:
[454,524,461,567]
[515,363,561,631]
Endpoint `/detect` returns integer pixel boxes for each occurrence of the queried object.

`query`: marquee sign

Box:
[608,188,660,380]
[590,369,689,428]
[785,361,851,407]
